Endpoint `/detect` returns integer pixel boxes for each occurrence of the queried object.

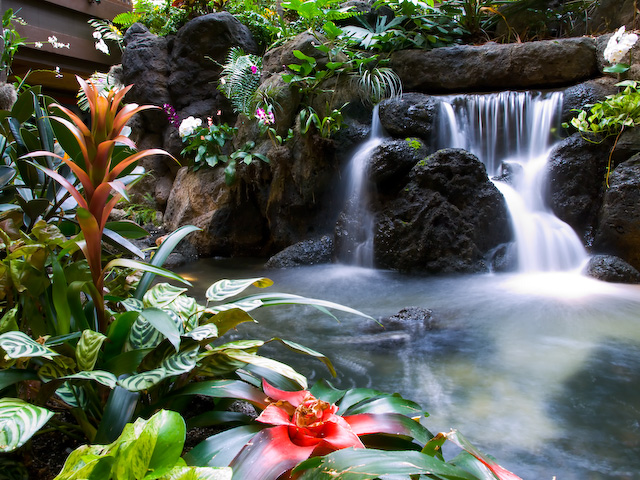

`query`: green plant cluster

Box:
[179,120,269,184]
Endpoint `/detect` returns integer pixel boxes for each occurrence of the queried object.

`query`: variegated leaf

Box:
[183,324,218,341]
[225,350,308,389]
[120,297,144,312]
[165,294,202,331]
[143,283,188,309]
[205,278,273,303]
[204,299,263,315]
[61,370,118,389]
[55,383,88,408]
[0,398,54,452]
[117,369,166,392]
[207,340,265,353]
[0,332,59,359]
[76,330,107,371]
[126,309,182,351]
[159,346,199,376]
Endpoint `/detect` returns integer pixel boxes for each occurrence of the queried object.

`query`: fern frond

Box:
[112,11,142,28]
[218,47,263,117]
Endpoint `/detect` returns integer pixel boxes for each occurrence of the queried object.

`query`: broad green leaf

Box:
[268,337,336,377]
[76,329,107,371]
[0,306,19,335]
[205,277,273,302]
[183,425,263,468]
[94,386,139,444]
[0,369,39,391]
[185,411,253,429]
[103,227,145,260]
[145,410,186,479]
[105,220,150,240]
[106,258,191,290]
[55,383,88,408]
[0,398,54,452]
[129,308,182,352]
[293,448,481,480]
[0,331,59,359]
[173,379,268,408]
[104,311,138,361]
[51,256,71,335]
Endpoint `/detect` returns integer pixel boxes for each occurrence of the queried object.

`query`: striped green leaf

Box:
[76,330,107,371]
[205,278,273,303]
[183,324,218,342]
[159,346,199,376]
[118,369,166,392]
[143,283,188,309]
[126,309,182,351]
[121,297,144,312]
[61,370,118,389]
[55,383,88,408]
[0,331,59,359]
[0,398,54,452]
[204,299,263,315]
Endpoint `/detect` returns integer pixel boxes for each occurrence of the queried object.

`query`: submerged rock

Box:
[583,255,640,284]
[265,235,334,268]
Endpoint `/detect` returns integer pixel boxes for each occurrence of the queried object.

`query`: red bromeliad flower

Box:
[222,380,523,480]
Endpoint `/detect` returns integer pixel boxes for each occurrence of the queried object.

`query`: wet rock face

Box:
[377,94,438,144]
[372,149,511,273]
[264,235,334,268]
[546,133,611,244]
[593,155,640,271]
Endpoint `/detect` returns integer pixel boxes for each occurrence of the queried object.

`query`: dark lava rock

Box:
[368,138,428,194]
[373,148,511,273]
[265,235,334,268]
[547,133,612,243]
[593,154,640,271]
[381,306,438,331]
[378,93,437,143]
[583,254,640,284]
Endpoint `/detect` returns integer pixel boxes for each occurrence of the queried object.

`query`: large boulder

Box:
[390,37,598,93]
[546,133,612,243]
[169,12,257,114]
[372,149,511,273]
[583,254,640,284]
[561,77,619,126]
[593,154,640,270]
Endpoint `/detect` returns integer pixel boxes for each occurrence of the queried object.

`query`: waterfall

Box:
[436,91,588,272]
[338,105,385,267]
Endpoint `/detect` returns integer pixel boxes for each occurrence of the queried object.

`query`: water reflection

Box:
[176,259,640,479]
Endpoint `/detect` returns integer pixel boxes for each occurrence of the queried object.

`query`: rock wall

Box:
[121,13,640,275]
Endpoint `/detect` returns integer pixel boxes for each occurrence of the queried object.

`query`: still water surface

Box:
[177,258,640,480]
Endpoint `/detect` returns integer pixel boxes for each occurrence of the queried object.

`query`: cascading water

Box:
[338,104,385,267]
[436,91,588,272]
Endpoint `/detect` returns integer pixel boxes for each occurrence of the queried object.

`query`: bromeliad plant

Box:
[184,378,522,480]
[23,76,181,333]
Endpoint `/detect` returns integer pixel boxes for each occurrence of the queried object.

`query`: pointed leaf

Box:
[60,370,118,389]
[173,379,268,408]
[183,425,263,468]
[76,329,107,371]
[139,307,181,352]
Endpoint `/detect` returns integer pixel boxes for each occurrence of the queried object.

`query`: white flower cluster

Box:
[604,26,638,65]
[47,35,70,49]
[178,116,202,137]
[93,31,109,55]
